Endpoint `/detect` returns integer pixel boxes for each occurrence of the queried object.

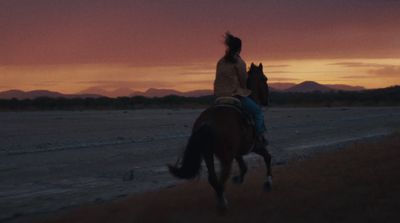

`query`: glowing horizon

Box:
[1,58,399,94]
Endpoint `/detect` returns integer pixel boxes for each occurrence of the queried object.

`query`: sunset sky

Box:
[1,0,400,93]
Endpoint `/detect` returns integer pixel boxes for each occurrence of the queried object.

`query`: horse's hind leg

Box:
[204,151,228,211]
[204,151,219,196]
[253,145,273,191]
[216,159,232,211]
[232,156,247,184]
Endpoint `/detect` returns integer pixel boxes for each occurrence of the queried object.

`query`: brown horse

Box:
[168,63,272,210]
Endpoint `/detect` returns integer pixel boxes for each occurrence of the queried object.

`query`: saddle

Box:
[213,97,255,128]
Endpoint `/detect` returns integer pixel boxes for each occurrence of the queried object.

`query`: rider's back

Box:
[214,56,251,98]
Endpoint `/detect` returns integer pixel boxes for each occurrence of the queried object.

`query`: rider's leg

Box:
[240,96,266,135]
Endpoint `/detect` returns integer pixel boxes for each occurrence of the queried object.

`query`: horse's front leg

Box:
[253,145,273,191]
[232,156,247,184]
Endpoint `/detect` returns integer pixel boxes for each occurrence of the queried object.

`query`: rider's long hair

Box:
[223,32,242,63]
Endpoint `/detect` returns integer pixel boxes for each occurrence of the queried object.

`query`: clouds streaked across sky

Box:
[1,0,400,93]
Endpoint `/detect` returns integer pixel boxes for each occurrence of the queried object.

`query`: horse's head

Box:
[247,63,269,106]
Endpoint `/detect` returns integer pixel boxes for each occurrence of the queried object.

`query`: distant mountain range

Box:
[79,87,214,98]
[0,90,102,100]
[0,81,367,99]
[285,81,334,92]
[269,81,365,92]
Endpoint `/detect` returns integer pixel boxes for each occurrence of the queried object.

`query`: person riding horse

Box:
[214,32,267,145]
[168,32,272,211]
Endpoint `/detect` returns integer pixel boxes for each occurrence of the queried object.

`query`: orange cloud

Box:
[330,61,400,78]
[368,66,400,77]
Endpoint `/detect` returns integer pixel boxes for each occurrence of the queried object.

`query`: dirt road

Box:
[0,107,399,222]
[40,134,400,223]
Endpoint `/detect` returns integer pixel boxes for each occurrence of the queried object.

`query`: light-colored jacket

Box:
[214,56,251,97]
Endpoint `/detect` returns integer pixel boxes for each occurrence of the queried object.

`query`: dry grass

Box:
[38,134,400,223]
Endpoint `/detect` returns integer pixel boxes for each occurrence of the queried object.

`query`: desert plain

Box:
[0,107,399,222]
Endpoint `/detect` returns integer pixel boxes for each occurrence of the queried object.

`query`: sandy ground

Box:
[0,107,399,222]
[38,133,400,223]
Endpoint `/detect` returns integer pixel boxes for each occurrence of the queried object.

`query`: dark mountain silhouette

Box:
[79,87,110,96]
[79,87,142,98]
[269,83,296,91]
[111,87,140,97]
[1,86,399,110]
[139,88,182,97]
[0,81,370,99]
[286,81,334,92]
[325,84,365,91]
[131,88,213,97]
[0,89,101,99]
[269,82,364,92]
[0,90,65,99]
[79,87,212,98]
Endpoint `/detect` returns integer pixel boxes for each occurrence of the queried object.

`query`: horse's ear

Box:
[249,63,255,71]
[259,63,263,70]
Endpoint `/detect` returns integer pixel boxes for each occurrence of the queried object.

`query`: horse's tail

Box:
[168,125,214,179]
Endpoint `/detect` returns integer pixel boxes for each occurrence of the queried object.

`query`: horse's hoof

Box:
[263,176,273,192]
[216,197,228,212]
[216,203,228,213]
[232,175,244,184]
